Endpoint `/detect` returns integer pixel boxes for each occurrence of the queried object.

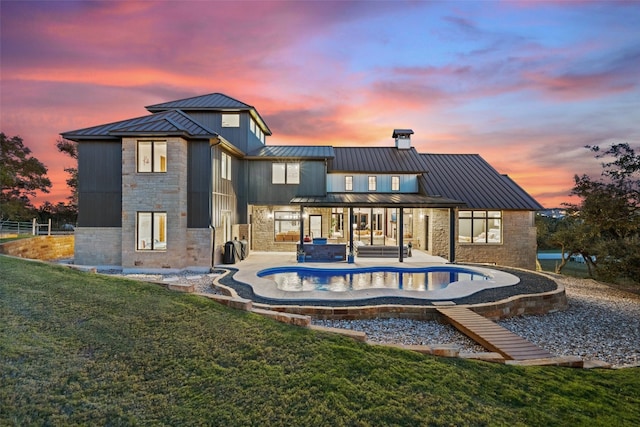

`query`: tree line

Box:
[1,132,77,229]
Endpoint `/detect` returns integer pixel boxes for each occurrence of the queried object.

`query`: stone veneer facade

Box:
[249,205,537,270]
[74,228,122,266]
[120,137,212,271]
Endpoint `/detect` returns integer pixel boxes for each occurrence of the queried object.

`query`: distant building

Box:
[62,93,543,271]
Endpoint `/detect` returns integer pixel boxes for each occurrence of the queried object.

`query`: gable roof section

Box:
[419,154,543,210]
[329,147,426,173]
[62,110,219,141]
[246,145,334,159]
[145,92,272,136]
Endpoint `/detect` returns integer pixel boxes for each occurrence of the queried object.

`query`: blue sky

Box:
[1,0,639,207]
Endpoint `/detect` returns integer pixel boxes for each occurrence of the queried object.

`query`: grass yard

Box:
[1,256,639,426]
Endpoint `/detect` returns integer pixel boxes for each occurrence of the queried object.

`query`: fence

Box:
[0,219,61,236]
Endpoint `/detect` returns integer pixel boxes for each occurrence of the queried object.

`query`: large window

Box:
[272,163,299,184]
[137,212,167,251]
[137,140,167,173]
[274,211,300,241]
[391,176,400,191]
[331,208,344,238]
[368,176,377,191]
[221,152,232,180]
[458,210,502,243]
[345,176,353,191]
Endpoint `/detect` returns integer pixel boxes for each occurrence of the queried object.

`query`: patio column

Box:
[449,208,456,263]
[299,205,305,251]
[348,207,354,255]
[398,207,404,263]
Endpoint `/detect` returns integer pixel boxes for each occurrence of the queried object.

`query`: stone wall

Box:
[186,228,212,270]
[0,235,74,261]
[121,137,189,269]
[456,211,537,270]
[74,227,122,265]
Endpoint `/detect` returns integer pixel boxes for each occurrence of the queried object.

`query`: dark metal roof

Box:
[246,145,334,159]
[145,92,272,135]
[329,147,426,173]
[62,110,218,141]
[290,192,464,208]
[420,154,543,210]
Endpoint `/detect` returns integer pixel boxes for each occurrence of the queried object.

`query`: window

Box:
[137,141,167,172]
[331,209,344,238]
[272,163,299,184]
[368,176,377,191]
[137,212,167,251]
[345,176,353,191]
[221,152,232,180]
[274,211,300,241]
[458,210,502,243]
[221,113,240,127]
[392,176,400,191]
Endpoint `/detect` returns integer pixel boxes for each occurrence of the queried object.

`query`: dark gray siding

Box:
[247,160,326,204]
[77,141,122,227]
[184,111,263,154]
[188,141,211,228]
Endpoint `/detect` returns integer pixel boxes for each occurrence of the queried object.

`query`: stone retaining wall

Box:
[0,235,74,260]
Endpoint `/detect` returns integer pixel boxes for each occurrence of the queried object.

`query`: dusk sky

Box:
[2,0,639,209]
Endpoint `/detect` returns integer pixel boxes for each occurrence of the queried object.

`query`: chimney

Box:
[392,129,413,149]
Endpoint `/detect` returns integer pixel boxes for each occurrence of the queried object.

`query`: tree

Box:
[560,143,640,284]
[0,133,51,220]
[56,137,78,209]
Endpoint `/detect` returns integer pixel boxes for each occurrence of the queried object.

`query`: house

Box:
[61,93,543,272]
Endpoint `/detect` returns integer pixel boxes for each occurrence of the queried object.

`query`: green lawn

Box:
[1,256,639,426]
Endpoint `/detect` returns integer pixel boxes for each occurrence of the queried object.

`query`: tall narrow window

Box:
[137,212,167,251]
[221,152,232,180]
[391,176,400,191]
[137,141,167,173]
[345,176,353,191]
[368,176,377,191]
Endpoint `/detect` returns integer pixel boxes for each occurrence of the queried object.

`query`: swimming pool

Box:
[257,265,490,292]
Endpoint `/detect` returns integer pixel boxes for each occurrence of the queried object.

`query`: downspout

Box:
[209,137,222,270]
[398,207,404,263]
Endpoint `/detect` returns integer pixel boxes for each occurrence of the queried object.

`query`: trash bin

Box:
[239,237,249,260]
[223,240,237,264]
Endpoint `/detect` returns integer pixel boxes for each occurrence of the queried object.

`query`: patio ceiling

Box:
[290,192,465,208]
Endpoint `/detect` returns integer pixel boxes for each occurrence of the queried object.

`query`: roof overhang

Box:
[290,193,465,208]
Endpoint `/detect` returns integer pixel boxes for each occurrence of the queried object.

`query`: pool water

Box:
[257,266,490,292]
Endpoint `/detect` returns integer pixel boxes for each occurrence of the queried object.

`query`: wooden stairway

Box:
[436,306,554,361]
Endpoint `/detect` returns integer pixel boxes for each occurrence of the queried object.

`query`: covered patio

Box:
[290,193,464,263]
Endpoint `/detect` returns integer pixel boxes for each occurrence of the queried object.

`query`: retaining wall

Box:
[0,235,74,260]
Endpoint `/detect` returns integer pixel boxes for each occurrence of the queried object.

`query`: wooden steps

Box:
[436,306,554,361]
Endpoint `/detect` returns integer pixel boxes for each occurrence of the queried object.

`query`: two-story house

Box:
[62,92,543,272]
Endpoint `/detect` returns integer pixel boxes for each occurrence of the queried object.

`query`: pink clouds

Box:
[1,0,638,209]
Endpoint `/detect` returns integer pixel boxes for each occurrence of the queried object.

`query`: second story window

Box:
[345,176,353,191]
[221,113,240,127]
[368,176,377,191]
[137,140,167,173]
[272,162,299,184]
[392,176,400,191]
[221,152,232,180]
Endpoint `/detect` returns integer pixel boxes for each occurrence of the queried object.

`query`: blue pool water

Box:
[257,266,490,292]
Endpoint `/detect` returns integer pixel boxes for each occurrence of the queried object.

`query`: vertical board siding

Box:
[78,141,122,227]
[247,160,326,204]
[187,141,211,227]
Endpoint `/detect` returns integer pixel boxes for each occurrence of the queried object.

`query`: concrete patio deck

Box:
[229,249,520,302]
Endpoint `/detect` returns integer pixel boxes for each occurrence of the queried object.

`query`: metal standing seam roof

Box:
[328,147,428,173]
[246,145,335,159]
[145,92,272,135]
[419,154,543,210]
[290,192,464,208]
[61,110,219,140]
